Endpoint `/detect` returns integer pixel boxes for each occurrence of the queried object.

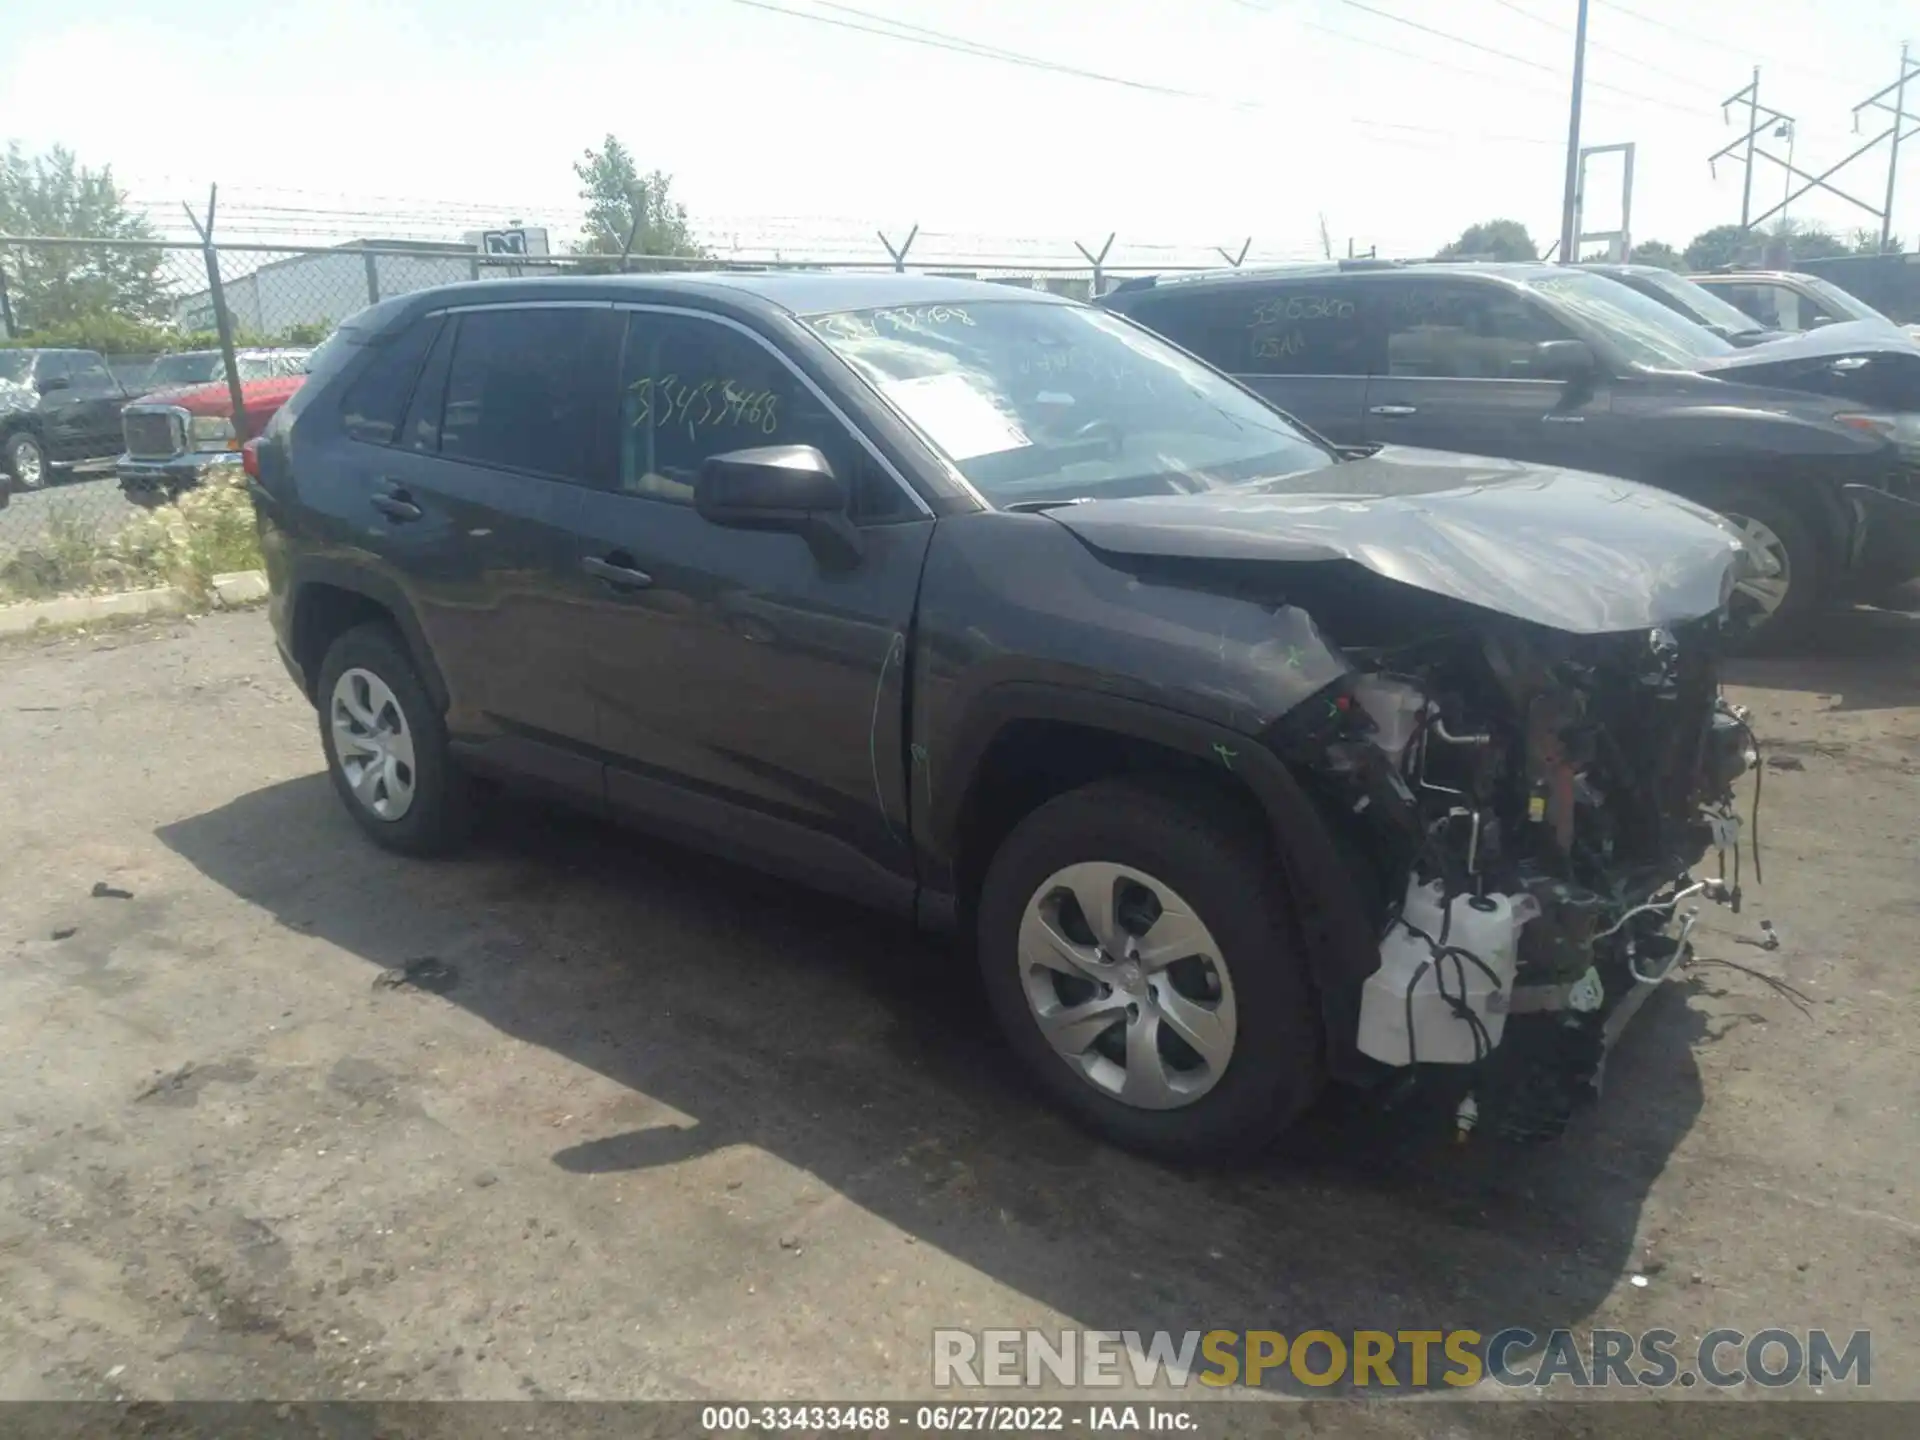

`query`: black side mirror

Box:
[36,374,71,394]
[696,445,861,568]
[1532,338,1597,383]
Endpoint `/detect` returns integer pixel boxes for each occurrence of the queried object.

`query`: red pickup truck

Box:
[116,350,309,506]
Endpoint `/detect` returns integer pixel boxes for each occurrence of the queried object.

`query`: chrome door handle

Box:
[581,555,653,590]
[1369,404,1418,417]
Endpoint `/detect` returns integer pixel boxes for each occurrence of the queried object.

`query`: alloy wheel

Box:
[329,668,418,821]
[10,439,45,490]
[1722,511,1792,621]
[1016,861,1237,1110]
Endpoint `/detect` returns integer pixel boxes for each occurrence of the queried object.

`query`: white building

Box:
[175,233,553,335]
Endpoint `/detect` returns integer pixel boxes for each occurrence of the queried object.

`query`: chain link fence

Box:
[1,232,1209,602]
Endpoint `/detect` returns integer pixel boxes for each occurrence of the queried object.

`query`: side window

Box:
[1384,283,1573,379]
[1118,293,1238,368]
[35,353,70,386]
[438,308,602,482]
[69,354,115,391]
[1791,288,1840,327]
[401,319,456,453]
[340,316,443,445]
[1125,286,1369,377]
[617,312,912,520]
[1242,286,1369,376]
[1720,283,1784,329]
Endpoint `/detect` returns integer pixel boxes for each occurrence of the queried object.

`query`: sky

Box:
[1,0,1915,269]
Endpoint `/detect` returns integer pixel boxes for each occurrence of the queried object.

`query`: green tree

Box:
[570,136,707,264]
[1628,240,1683,270]
[1848,227,1905,255]
[0,144,171,331]
[1761,219,1849,262]
[1436,219,1537,262]
[1682,224,1756,272]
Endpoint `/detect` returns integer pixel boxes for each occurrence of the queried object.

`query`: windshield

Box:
[0,353,32,383]
[1632,269,1770,335]
[1528,271,1736,367]
[805,300,1335,505]
[147,353,224,387]
[1798,274,1894,326]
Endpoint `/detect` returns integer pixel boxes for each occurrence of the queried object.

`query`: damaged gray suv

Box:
[256,274,1761,1160]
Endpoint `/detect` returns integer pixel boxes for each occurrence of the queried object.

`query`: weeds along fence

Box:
[0,232,1213,600]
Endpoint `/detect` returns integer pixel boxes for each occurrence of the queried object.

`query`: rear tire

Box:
[4,433,48,491]
[976,777,1323,1163]
[317,622,473,857]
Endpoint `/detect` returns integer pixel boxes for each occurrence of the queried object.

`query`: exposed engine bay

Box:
[1273,615,1760,1142]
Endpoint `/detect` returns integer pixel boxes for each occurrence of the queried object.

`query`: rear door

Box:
[1121,282,1372,443]
[1364,277,1609,465]
[335,302,621,800]
[65,352,125,455]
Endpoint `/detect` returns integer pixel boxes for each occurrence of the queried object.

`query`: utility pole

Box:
[1741,68,1759,227]
[1556,0,1590,265]
[1735,47,1920,238]
[1708,71,1794,233]
[1875,42,1912,249]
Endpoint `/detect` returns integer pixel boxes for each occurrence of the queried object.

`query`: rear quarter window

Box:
[339,316,444,444]
[1121,284,1372,377]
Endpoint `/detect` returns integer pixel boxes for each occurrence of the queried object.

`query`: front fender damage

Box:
[1059,500,1764,1142]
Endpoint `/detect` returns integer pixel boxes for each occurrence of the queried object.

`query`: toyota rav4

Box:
[253,274,1763,1159]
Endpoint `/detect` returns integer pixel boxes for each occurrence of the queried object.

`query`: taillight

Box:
[241,437,261,479]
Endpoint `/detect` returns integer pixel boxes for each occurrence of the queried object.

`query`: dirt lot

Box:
[1,606,1916,1425]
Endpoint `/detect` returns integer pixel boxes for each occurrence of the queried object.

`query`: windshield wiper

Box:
[1003,497,1093,513]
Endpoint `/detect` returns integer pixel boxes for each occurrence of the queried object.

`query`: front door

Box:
[1363,278,1609,466]
[569,306,933,909]
[33,354,86,461]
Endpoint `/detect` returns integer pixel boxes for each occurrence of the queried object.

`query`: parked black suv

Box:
[0,348,130,489]
[257,274,1760,1158]
[1100,261,1920,632]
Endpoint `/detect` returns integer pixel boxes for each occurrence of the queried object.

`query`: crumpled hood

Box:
[1045,446,1750,635]
[0,378,32,415]
[1697,319,1920,372]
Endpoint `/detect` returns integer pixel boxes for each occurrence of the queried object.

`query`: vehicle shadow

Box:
[1724,603,1920,712]
[158,779,1706,1395]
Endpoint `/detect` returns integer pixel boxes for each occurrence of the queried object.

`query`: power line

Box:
[729,0,1252,106]
[1479,0,1723,93]
[1600,0,1860,87]
[1335,0,1705,114]
[733,0,1563,147]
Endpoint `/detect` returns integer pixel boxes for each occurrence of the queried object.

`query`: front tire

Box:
[317,623,472,856]
[4,432,48,491]
[976,778,1323,1163]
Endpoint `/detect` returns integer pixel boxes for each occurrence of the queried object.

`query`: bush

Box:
[0,464,261,603]
[2,315,334,357]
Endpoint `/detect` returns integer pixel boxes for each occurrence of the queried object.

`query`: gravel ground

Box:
[0,606,1916,1429]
